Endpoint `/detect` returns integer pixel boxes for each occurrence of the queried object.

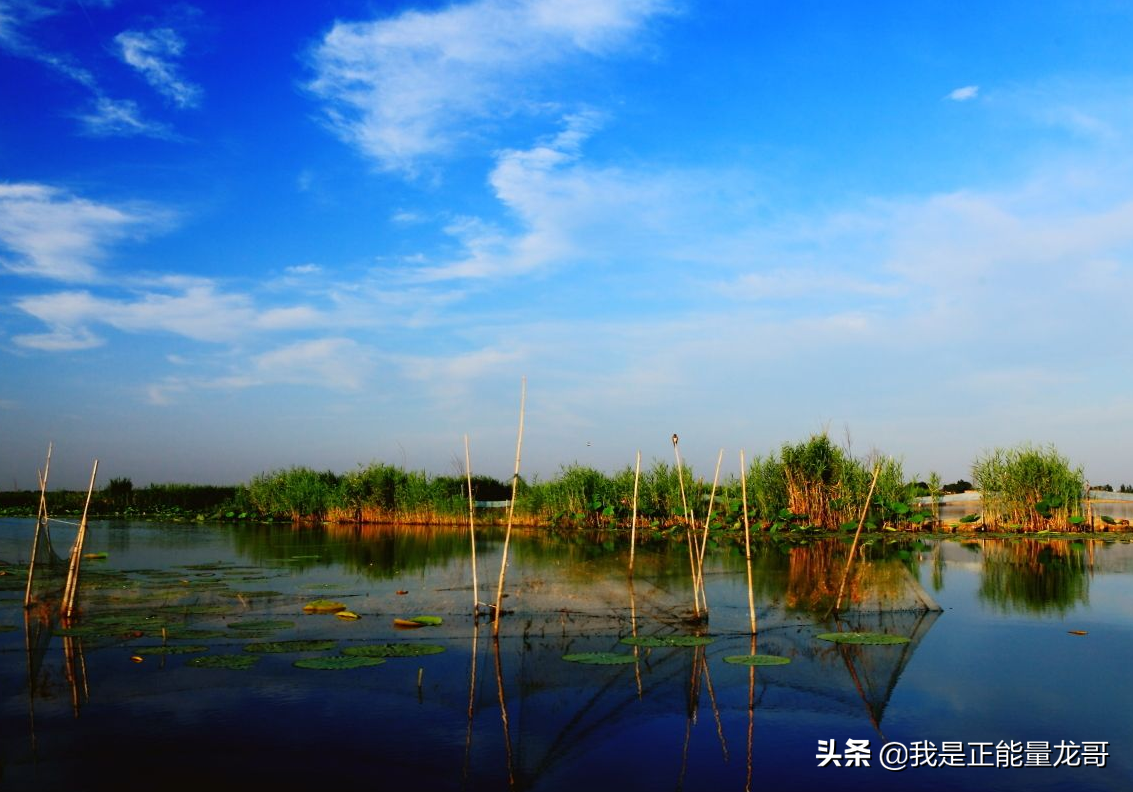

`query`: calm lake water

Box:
[2,518,1131,791]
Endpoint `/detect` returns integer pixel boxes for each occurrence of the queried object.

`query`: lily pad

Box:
[816,632,910,645]
[343,644,446,658]
[0,624,18,633]
[244,640,337,653]
[293,656,386,670]
[228,620,295,632]
[562,652,638,665]
[335,611,361,620]
[186,654,260,670]
[406,615,442,626]
[163,628,227,640]
[303,599,347,613]
[133,644,210,655]
[723,654,791,666]
[620,635,714,648]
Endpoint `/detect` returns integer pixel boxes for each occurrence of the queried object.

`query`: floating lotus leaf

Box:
[161,604,236,615]
[244,640,337,653]
[343,644,446,658]
[816,632,910,645]
[133,644,210,655]
[562,652,638,665]
[407,615,442,625]
[163,629,226,640]
[0,624,17,633]
[723,654,791,666]
[293,656,386,670]
[186,654,260,670]
[228,620,295,632]
[303,599,347,613]
[620,635,714,648]
[335,611,361,620]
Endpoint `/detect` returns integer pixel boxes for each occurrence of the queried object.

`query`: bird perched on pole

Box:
[671,433,679,446]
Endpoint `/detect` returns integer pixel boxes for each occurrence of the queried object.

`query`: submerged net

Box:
[25,510,69,612]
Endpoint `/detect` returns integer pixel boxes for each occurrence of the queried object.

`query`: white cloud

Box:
[306,0,673,172]
[0,2,173,136]
[115,27,202,109]
[948,85,979,101]
[0,182,165,282]
[12,280,330,347]
[148,338,373,402]
[76,96,177,139]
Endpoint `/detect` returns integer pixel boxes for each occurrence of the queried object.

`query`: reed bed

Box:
[971,444,1085,531]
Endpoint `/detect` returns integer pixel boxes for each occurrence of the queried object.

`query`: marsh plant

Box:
[970,444,1085,530]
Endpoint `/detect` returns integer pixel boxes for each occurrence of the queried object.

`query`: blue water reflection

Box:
[1,518,1129,790]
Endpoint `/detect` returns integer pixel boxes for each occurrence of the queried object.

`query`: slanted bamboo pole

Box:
[492,377,526,636]
[830,460,882,618]
[672,434,700,619]
[465,434,480,617]
[692,448,724,615]
[62,459,98,620]
[629,450,641,576]
[24,443,52,608]
[740,449,756,636]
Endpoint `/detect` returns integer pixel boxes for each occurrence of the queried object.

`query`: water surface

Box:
[1,519,1129,790]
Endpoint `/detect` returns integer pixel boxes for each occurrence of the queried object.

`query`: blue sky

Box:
[3,0,1133,490]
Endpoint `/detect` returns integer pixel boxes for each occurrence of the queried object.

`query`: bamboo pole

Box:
[629,450,641,576]
[740,449,756,636]
[692,448,724,615]
[24,443,52,608]
[829,460,882,618]
[62,459,98,620]
[672,434,700,619]
[492,377,526,636]
[465,434,480,617]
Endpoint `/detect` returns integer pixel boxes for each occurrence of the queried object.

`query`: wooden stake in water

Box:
[493,377,526,636]
[465,434,479,617]
[692,448,724,615]
[24,442,52,609]
[740,449,756,636]
[62,459,99,620]
[629,450,641,576]
[672,434,700,619]
[830,460,882,618]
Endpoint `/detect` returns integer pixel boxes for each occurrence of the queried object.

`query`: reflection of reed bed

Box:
[784,543,926,613]
[977,538,1092,614]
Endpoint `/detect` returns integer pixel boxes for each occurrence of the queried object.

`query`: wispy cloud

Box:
[948,85,979,101]
[147,337,373,403]
[0,182,167,282]
[76,96,178,139]
[115,27,202,109]
[0,1,180,136]
[306,0,674,173]
[12,278,330,348]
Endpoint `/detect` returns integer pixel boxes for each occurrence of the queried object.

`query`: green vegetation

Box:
[7,435,1116,533]
[815,632,911,645]
[971,444,1086,531]
[723,655,791,666]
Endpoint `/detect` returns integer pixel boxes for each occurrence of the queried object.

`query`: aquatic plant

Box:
[723,655,791,665]
[343,644,446,658]
[815,632,910,645]
[620,635,714,647]
[561,652,638,665]
[971,444,1085,530]
[186,654,260,669]
[243,640,337,653]
[293,656,386,670]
